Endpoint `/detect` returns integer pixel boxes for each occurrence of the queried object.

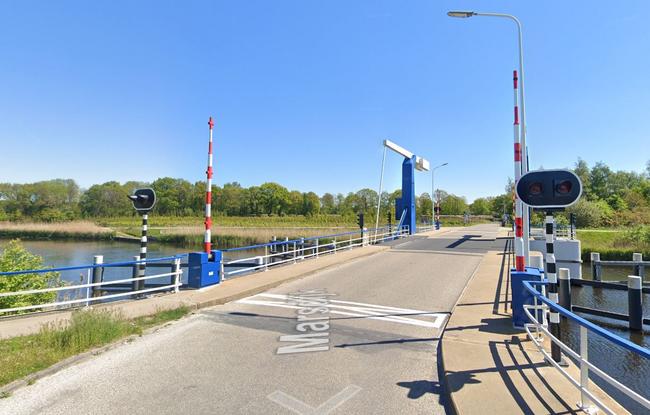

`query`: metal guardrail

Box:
[523,280,650,414]
[0,255,185,315]
[590,252,646,282]
[221,226,410,279]
[530,224,576,240]
[0,223,433,315]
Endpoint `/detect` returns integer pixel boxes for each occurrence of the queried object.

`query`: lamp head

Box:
[447,11,476,18]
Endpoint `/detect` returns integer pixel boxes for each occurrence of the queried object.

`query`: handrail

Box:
[522,280,650,414]
[221,225,396,253]
[523,281,650,358]
[0,254,188,277]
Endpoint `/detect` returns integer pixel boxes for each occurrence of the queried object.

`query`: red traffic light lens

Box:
[529,182,543,195]
[556,180,572,194]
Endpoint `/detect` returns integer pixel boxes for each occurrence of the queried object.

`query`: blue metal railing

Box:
[523,280,650,414]
[0,254,188,277]
[0,224,417,315]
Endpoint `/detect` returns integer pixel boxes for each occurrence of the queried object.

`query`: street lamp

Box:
[431,163,448,224]
[447,10,531,263]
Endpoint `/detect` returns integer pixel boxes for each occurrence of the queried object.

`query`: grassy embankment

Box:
[577,229,650,261]
[1,214,492,249]
[98,215,359,248]
[0,222,116,241]
[0,307,189,390]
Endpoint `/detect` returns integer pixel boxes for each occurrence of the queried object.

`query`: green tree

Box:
[573,159,592,200]
[80,182,131,217]
[287,191,303,215]
[320,193,335,213]
[590,162,613,200]
[0,240,61,312]
[303,192,321,216]
[565,199,613,227]
[258,183,290,215]
[470,197,492,215]
[440,194,468,215]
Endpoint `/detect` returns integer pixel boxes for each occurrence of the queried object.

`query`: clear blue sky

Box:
[1,1,648,202]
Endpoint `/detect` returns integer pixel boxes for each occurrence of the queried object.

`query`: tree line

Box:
[1,159,647,226]
[0,178,472,222]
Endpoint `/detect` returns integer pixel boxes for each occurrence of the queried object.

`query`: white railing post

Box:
[264,245,269,271]
[91,255,104,298]
[315,238,319,258]
[333,237,337,254]
[173,258,181,293]
[579,326,594,412]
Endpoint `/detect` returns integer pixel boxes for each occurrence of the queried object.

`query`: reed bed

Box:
[0,221,115,241]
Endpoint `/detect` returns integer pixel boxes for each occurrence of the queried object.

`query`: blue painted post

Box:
[188,250,222,288]
[401,156,416,234]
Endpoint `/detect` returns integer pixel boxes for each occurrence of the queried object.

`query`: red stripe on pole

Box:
[207,166,213,178]
[208,142,213,154]
[515,218,523,237]
[205,217,212,228]
[206,192,212,204]
[514,106,519,125]
[208,117,214,129]
[204,242,212,252]
[513,70,518,88]
[516,256,525,271]
[514,143,521,161]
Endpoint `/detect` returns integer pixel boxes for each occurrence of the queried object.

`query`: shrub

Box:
[566,199,613,227]
[0,240,61,312]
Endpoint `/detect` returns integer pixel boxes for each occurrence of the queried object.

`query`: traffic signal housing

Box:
[357,213,365,229]
[516,169,582,210]
[128,188,157,213]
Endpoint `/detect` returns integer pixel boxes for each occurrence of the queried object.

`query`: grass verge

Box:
[0,221,115,241]
[0,307,189,388]
[578,229,650,261]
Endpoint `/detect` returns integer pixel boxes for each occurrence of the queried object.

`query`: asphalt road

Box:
[1,224,505,415]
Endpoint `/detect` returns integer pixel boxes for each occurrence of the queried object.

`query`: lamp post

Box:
[431,163,448,224]
[447,10,530,264]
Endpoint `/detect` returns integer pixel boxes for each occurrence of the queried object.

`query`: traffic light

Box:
[434,205,441,215]
[387,212,392,225]
[516,169,582,210]
[357,213,364,229]
[128,188,157,213]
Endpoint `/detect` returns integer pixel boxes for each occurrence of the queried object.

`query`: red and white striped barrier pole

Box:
[513,70,525,271]
[204,116,214,254]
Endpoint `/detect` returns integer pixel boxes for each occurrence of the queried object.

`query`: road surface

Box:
[1,224,506,415]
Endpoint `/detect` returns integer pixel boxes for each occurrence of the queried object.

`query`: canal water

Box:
[0,239,264,301]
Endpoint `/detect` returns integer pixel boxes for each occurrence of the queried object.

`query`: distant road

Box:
[1,224,505,415]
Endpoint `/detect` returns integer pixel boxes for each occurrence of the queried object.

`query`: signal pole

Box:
[204,116,214,254]
[513,70,525,271]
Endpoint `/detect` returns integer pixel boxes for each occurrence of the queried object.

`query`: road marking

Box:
[237,294,447,328]
[267,385,361,414]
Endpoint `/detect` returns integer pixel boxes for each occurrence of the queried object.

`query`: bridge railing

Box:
[530,223,576,240]
[0,255,185,315]
[221,226,410,279]
[522,280,650,414]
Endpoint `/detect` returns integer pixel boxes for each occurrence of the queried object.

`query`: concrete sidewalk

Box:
[440,238,627,414]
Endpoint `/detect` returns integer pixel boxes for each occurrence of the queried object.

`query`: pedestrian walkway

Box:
[440,235,627,414]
